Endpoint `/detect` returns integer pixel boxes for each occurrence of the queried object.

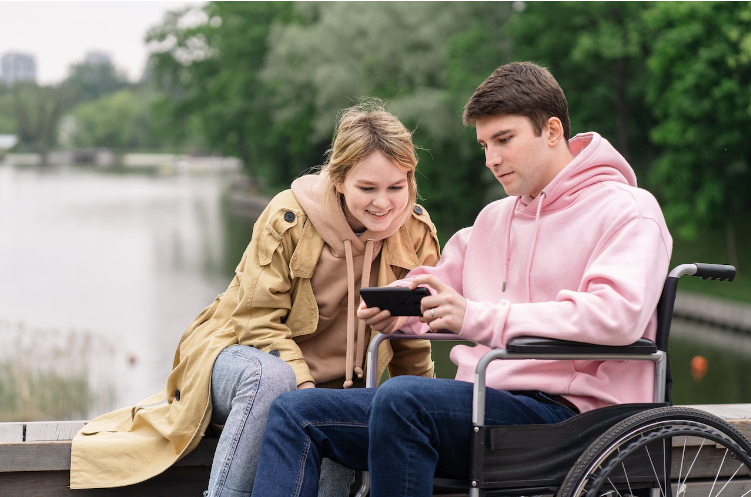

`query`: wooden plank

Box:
[0,437,217,473]
[25,421,87,442]
[0,423,24,442]
[0,467,212,496]
[0,442,72,472]
[685,404,751,420]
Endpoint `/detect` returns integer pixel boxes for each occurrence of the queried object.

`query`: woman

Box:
[69,100,440,497]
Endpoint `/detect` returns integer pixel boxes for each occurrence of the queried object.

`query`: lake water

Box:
[0,163,748,421]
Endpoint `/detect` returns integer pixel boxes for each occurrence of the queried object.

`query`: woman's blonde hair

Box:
[322,98,418,209]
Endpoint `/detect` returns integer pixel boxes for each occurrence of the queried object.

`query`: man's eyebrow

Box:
[490,129,512,140]
[477,128,513,143]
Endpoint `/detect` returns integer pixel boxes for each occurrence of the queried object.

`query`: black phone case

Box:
[359,287,430,316]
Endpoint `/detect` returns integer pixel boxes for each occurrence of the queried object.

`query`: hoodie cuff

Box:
[457,299,511,349]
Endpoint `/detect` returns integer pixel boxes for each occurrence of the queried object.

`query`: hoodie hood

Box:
[291,171,410,388]
[503,132,637,297]
[518,132,636,212]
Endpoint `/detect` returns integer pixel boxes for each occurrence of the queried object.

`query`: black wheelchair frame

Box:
[356,263,749,497]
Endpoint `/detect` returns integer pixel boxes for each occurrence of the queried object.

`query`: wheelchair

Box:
[357,263,750,497]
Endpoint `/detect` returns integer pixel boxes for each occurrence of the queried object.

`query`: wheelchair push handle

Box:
[693,263,736,281]
[668,263,736,281]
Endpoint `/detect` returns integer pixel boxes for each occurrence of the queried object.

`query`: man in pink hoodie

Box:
[250,62,673,497]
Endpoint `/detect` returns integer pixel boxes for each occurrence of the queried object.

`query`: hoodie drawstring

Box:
[526,191,546,302]
[502,192,545,300]
[342,238,375,389]
[502,197,521,292]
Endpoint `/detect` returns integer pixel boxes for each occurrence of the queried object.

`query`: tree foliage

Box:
[62,89,160,150]
[644,1,751,259]
[140,1,751,245]
[508,2,657,176]
[145,2,300,185]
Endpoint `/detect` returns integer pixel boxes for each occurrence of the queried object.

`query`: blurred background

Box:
[0,1,749,422]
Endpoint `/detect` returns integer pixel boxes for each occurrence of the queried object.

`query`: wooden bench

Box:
[1,405,750,496]
[0,420,217,495]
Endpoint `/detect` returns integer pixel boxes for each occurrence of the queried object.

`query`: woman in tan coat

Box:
[70,100,440,497]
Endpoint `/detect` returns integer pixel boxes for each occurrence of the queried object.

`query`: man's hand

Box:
[357,301,409,334]
[411,275,466,334]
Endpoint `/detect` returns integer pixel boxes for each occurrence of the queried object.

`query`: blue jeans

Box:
[251,375,578,497]
[204,345,354,497]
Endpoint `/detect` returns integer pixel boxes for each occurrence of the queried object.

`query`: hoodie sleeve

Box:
[458,215,671,349]
[397,227,473,335]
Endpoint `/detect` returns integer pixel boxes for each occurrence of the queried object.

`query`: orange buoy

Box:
[691,355,708,380]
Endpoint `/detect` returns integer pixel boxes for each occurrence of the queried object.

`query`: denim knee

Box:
[370,376,427,419]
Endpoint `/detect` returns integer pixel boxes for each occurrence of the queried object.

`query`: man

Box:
[250,61,673,497]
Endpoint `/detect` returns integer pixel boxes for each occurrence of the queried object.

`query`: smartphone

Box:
[359,287,430,316]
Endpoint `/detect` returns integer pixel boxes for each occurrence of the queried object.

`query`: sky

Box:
[0,1,204,85]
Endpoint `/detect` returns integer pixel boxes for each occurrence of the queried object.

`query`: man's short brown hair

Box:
[463,62,571,140]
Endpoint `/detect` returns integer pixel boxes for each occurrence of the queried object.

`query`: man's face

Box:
[476,114,557,198]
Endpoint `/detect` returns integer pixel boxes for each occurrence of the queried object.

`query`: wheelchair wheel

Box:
[558,406,751,497]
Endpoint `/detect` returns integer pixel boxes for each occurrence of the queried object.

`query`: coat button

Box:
[174,389,181,401]
[269,350,280,357]
[413,205,423,215]
[284,211,295,222]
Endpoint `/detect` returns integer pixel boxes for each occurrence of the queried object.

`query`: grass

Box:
[0,319,115,422]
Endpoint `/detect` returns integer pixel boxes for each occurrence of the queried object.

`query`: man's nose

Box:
[485,149,502,169]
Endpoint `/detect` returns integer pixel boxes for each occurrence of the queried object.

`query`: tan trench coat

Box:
[70,189,440,489]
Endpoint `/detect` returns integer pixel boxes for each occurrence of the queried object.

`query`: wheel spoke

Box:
[708,448,729,497]
[712,461,744,497]
[645,443,665,497]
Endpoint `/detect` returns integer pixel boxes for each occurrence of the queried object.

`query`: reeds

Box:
[0,318,115,422]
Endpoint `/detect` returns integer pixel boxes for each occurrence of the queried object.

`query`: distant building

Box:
[1,52,36,85]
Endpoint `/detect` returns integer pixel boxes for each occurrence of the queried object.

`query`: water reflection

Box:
[0,164,254,420]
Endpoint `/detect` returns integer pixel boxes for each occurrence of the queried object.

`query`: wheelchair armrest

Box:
[506,337,657,355]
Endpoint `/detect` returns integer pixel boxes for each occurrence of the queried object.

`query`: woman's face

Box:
[335,150,410,233]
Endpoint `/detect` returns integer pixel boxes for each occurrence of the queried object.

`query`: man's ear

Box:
[546,117,565,146]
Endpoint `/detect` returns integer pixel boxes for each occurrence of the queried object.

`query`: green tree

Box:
[262,2,516,235]
[0,84,16,134]
[7,83,73,154]
[146,2,298,185]
[645,1,751,267]
[508,2,657,176]
[61,60,129,104]
[63,89,160,150]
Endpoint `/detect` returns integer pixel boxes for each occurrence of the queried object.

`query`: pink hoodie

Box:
[399,132,672,413]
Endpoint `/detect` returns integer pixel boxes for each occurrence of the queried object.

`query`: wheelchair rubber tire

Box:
[558,406,751,497]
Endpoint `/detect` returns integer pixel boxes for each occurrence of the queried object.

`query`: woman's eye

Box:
[388,186,405,191]
[359,187,374,192]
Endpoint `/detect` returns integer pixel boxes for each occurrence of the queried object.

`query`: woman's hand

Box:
[298,381,315,390]
[411,275,466,334]
[357,300,408,334]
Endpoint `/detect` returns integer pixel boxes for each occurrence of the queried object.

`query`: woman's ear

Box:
[335,183,343,195]
[546,117,564,146]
